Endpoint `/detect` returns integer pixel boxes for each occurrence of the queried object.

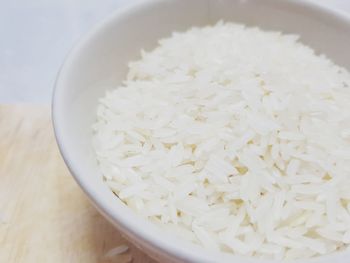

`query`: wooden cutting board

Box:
[0,105,156,263]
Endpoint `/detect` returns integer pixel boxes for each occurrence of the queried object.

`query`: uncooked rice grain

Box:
[93,22,350,260]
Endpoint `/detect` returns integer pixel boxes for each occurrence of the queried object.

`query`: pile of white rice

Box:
[93,22,350,260]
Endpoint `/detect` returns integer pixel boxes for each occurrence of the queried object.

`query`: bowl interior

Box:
[53,0,350,262]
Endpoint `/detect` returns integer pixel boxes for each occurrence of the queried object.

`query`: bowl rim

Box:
[52,0,350,262]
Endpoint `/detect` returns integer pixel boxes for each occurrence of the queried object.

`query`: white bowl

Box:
[52,0,350,262]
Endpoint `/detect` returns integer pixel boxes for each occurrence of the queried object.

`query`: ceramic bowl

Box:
[52,0,350,262]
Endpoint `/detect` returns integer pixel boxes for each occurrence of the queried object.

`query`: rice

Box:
[92,22,350,260]
[103,245,132,263]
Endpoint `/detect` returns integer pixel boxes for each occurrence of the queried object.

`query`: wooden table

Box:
[0,105,156,263]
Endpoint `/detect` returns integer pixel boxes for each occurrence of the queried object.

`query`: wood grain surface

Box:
[0,105,156,263]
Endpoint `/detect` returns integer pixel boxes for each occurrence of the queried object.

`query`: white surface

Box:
[0,0,131,103]
[1,0,350,103]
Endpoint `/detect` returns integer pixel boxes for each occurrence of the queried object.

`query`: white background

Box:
[1,0,349,103]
